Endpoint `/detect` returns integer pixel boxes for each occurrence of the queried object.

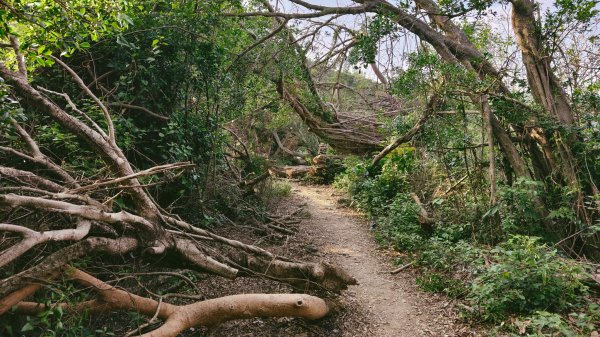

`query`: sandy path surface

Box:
[290,182,458,337]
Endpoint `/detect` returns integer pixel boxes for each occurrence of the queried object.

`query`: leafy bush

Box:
[513,304,600,337]
[498,304,600,336]
[416,273,468,298]
[333,148,596,334]
[497,178,546,238]
[468,236,589,322]
[418,238,484,273]
[334,149,413,217]
[376,194,423,251]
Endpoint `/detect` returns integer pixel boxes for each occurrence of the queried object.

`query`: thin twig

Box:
[390,262,414,274]
[51,56,116,144]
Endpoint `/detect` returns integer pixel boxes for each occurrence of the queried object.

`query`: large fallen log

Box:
[9,269,331,337]
[269,165,312,178]
[267,155,344,183]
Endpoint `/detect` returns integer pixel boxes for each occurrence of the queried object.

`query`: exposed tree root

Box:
[0,220,91,268]
[0,271,60,315]
[0,237,139,299]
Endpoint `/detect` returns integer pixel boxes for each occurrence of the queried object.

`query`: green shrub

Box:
[377,194,424,251]
[334,150,412,217]
[468,236,589,322]
[498,178,546,238]
[334,153,596,333]
[418,238,484,273]
[416,273,468,298]
[505,304,599,337]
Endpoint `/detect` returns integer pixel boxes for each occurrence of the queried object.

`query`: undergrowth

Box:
[333,153,599,336]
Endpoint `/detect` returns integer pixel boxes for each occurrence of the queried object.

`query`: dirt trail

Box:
[290,182,458,337]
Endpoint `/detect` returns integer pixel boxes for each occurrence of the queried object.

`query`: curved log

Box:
[11,269,330,337]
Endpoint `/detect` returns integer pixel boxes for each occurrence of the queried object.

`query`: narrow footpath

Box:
[290,182,460,337]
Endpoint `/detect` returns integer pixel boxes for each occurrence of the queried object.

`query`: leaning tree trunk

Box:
[260,0,384,155]
[399,0,552,220]
[276,78,383,154]
[411,0,532,177]
[511,0,575,127]
[366,0,533,180]
[510,0,598,252]
[411,0,593,235]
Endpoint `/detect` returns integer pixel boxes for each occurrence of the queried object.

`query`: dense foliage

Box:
[335,151,599,334]
[0,0,599,335]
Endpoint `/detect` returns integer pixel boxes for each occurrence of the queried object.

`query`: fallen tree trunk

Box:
[272,131,309,159]
[10,269,331,337]
[268,155,344,183]
[230,253,357,292]
[269,165,313,179]
[257,1,384,154]
[276,79,383,154]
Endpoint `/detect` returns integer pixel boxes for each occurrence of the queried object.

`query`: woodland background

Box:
[0,0,599,336]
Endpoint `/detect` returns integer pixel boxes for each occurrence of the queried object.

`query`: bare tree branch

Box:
[0,220,92,268]
[371,95,440,167]
[50,56,116,144]
[9,36,26,77]
[107,102,169,121]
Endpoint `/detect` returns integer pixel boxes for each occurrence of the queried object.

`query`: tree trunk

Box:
[261,0,384,154]
[511,0,575,127]
[276,79,383,154]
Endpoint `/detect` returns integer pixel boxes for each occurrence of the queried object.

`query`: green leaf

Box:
[21,322,35,332]
[482,204,500,219]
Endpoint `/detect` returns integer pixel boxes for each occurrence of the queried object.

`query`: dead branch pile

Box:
[0,51,356,334]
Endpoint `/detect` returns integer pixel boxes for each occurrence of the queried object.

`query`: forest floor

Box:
[193,181,473,336]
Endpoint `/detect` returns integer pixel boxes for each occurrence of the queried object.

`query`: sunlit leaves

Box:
[437,0,496,16]
[348,16,400,68]
[1,0,133,71]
